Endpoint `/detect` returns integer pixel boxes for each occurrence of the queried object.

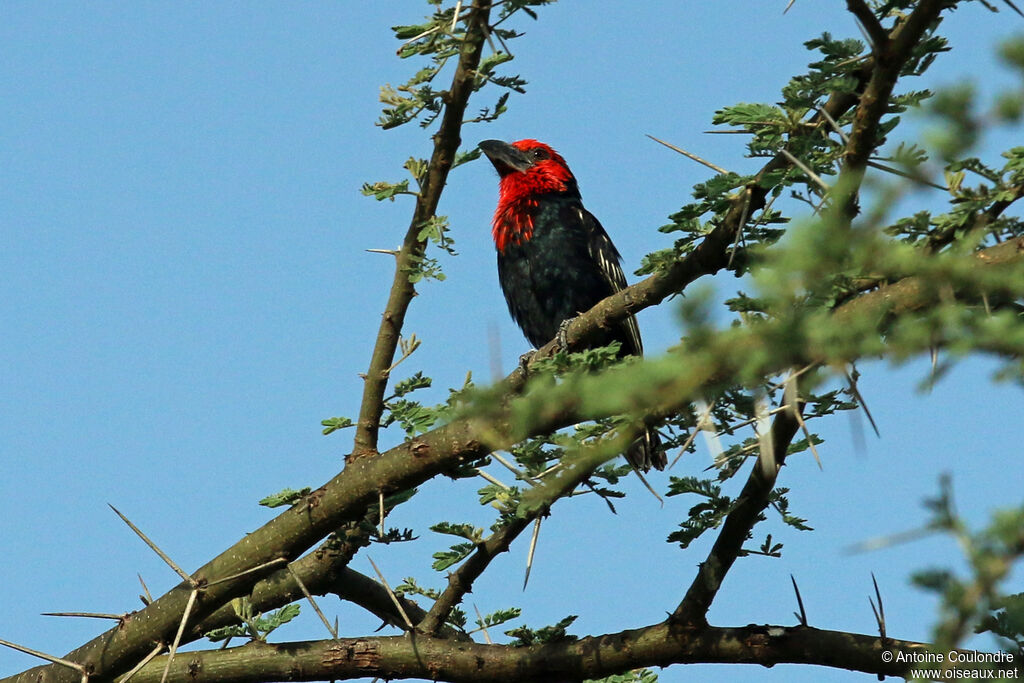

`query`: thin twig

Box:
[778,148,831,192]
[869,572,887,641]
[352,0,493,457]
[646,134,730,175]
[365,248,400,257]
[138,574,153,605]
[476,468,510,490]
[472,604,493,644]
[287,564,339,640]
[1003,0,1024,17]
[41,612,124,621]
[673,407,802,624]
[846,0,888,51]
[159,588,198,683]
[203,557,289,588]
[522,517,542,590]
[490,451,536,484]
[785,370,821,470]
[0,639,87,673]
[727,187,754,269]
[843,368,880,437]
[109,504,193,584]
[816,104,850,144]
[866,160,947,191]
[790,575,808,626]
[366,556,414,631]
[451,0,464,31]
[115,643,164,683]
[630,465,664,505]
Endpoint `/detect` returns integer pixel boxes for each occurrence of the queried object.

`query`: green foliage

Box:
[474,606,523,632]
[666,477,734,549]
[320,415,353,435]
[370,527,418,544]
[363,3,1024,678]
[908,477,1024,653]
[506,614,579,646]
[768,488,813,532]
[361,179,413,201]
[431,543,476,572]
[393,371,433,397]
[258,487,311,508]
[381,370,475,438]
[395,576,440,601]
[976,592,1024,652]
[417,215,457,256]
[205,601,300,643]
[430,521,485,542]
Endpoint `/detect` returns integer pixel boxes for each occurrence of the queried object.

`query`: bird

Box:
[479,138,666,472]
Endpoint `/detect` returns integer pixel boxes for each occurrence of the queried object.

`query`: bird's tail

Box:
[625,426,666,473]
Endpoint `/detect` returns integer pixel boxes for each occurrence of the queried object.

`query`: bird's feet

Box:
[518,349,537,373]
[556,317,574,352]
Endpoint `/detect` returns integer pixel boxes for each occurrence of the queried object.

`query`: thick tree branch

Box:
[352,0,493,457]
[836,0,947,220]
[833,235,1024,324]
[10,232,1021,683]
[847,0,888,53]
[188,529,465,644]
[926,183,1024,252]
[121,623,980,683]
[4,421,491,683]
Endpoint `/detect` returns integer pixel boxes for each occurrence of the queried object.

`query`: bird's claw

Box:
[556,318,574,351]
[518,349,537,373]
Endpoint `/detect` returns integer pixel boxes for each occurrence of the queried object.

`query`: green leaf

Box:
[361,179,412,201]
[432,541,476,571]
[430,521,484,542]
[321,416,354,435]
[259,488,311,508]
[393,371,432,397]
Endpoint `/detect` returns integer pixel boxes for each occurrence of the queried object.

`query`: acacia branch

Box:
[119,623,979,683]
[501,60,879,394]
[187,528,465,644]
[672,407,802,626]
[846,0,888,52]
[352,0,493,457]
[10,228,1021,683]
[417,516,533,636]
[926,183,1024,252]
[418,431,635,636]
[836,0,947,220]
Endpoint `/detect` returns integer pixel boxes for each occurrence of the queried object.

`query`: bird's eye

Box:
[530,148,550,161]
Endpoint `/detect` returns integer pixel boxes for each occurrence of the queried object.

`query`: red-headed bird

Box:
[479,138,666,472]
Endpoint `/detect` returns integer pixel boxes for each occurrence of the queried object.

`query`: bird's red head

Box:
[479,139,576,252]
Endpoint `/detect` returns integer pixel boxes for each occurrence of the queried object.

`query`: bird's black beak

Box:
[479,139,533,177]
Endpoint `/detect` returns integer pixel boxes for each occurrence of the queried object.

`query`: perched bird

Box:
[479,138,666,472]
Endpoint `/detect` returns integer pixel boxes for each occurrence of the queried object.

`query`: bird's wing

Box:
[578,206,644,356]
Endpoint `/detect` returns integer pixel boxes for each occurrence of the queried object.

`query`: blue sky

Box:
[1,2,1022,682]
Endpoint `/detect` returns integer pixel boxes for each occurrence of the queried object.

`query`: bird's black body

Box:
[480,138,665,472]
[496,194,643,357]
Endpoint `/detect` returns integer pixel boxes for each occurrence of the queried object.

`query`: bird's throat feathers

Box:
[491,152,575,253]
